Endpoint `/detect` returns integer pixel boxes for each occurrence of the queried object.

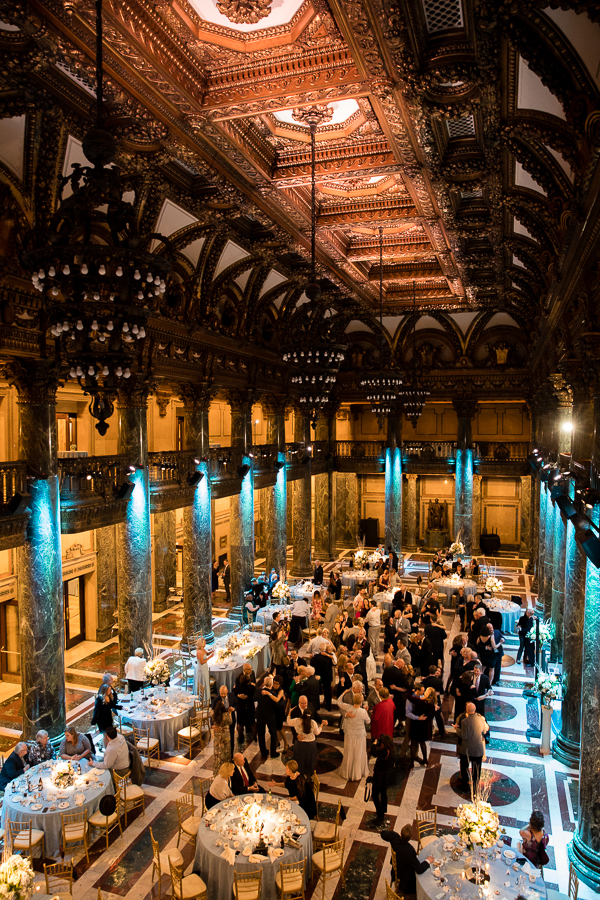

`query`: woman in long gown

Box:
[194,636,212,701]
[338,692,370,781]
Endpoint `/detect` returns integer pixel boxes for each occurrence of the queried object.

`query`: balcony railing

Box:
[403,441,456,460]
[335,441,384,459]
[0,461,28,507]
[474,442,530,461]
[58,455,129,500]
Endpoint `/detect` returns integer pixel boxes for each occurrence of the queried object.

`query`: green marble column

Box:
[385,412,402,558]
[519,475,532,559]
[7,360,66,741]
[291,410,312,577]
[313,407,336,561]
[96,525,117,643]
[472,474,482,556]
[263,400,287,580]
[453,399,477,556]
[229,393,255,618]
[116,380,153,677]
[181,385,214,641]
[334,472,357,551]
[404,474,418,551]
[153,511,171,613]
[550,374,573,660]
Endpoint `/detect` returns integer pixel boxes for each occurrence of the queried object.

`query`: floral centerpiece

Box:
[0,855,35,900]
[354,549,368,568]
[449,540,465,557]
[51,760,75,789]
[537,619,554,645]
[537,673,559,709]
[271,581,291,602]
[227,632,251,652]
[368,550,385,566]
[216,648,232,663]
[456,800,503,849]
[244,646,260,660]
[144,657,170,685]
[485,576,504,593]
[449,572,462,584]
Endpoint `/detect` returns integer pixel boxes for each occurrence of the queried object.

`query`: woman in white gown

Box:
[338,692,370,781]
[194,636,212,701]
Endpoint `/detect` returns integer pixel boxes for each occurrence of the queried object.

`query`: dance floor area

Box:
[3,550,589,900]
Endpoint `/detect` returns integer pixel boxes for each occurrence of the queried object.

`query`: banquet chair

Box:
[312,838,346,900]
[546,862,578,900]
[415,807,437,852]
[176,792,202,852]
[88,788,122,850]
[312,773,320,820]
[385,880,403,900]
[198,706,213,748]
[61,809,90,864]
[117,715,134,738]
[44,861,74,900]
[169,857,207,900]
[390,848,398,886]
[132,724,161,768]
[7,818,45,860]
[150,827,184,899]
[112,770,146,826]
[276,858,306,900]
[233,868,262,900]
[177,714,203,757]
[198,777,213,817]
[312,798,342,851]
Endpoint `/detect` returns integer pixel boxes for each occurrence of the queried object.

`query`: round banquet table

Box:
[416,836,547,900]
[433,578,478,603]
[256,604,292,628]
[340,570,374,595]
[373,590,394,615]
[209,633,270,690]
[121,686,195,751]
[194,795,312,900]
[486,598,521,633]
[1,759,112,858]
[289,582,316,601]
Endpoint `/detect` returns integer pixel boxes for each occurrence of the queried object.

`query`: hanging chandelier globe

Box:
[19,0,172,435]
[398,280,430,427]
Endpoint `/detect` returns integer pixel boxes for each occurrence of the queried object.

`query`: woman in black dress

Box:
[91,683,117,735]
[445,633,466,695]
[425,616,447,671]
[271,676,289,753]
[409,687,436,767]
[211,561,219,596]
[476,622,498,678]
[284,760,317,820]
[232,668,257,742]
[372,734,395,820]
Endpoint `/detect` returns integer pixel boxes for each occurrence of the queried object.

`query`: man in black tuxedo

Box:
[516,608,535,666]
[302,667,322,711]
[381,825,433,897]
[212,684,237,749]
[468,608,491,646]
[230,752,265,794]
[313,560,324,585]
[289,694,321,727]
[387,546,399,573]
[223,557,231,602]
[467,662,492,717]
[392,583,412,611]
[254,675,279,758]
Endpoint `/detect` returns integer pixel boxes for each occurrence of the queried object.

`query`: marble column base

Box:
[569,833,600,891]
[552,731,580,768]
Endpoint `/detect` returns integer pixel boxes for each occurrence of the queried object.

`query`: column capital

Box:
[117,373,156,409]
[405,473,419,482]
[549,373,573,409]
[260,394,289,418]
[2,358,62,404]
[227,389,258,415]
[452,397,478,420]
[473,473,483,485]
[178,381,214,409]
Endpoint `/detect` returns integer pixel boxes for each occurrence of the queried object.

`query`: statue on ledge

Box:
[427,498,447,530]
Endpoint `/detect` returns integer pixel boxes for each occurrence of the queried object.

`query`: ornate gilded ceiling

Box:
[0,0,599,395]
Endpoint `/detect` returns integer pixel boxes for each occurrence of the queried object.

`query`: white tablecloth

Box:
[433,578,478,602]
[194,796,312,900]
[256,605,291,628]
[121,686,195,751]
[373,591,395,615]
[486,599,521,633]
[341,570,374,595]
[289,583,316,601]
[209,632,270,690]
[1,759,112,858]
[416,836,546,900]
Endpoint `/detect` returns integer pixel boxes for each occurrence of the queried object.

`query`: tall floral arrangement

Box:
[537,619,554,645]
[144,657,170,684]
[354,549,368,567]
[271,581,291,601]
[537,673,559,709]
[485,576,503,593]
[51,760,75,789]
[456,800,503,849]
[449,540,465,556]
[0,855,34,900]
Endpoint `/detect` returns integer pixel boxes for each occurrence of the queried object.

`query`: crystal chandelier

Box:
[359,227,402,412]
[282,107,346,426]
[399,281,430,427]
[20,0,171,435]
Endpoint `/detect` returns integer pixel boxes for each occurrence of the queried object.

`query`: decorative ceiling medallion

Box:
[216,0,272,25]
[291,105,334,127]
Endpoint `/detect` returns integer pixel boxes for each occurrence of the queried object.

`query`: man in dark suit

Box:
[516,608,535,666]
[467,662,492,717]
[212,684,237,749]
[223,557,231,602]
[302,667,322,711]
[289,694,321,728]
[387,546,399,573]
[455,701,489,792]
[381,824,433,898]
[468,609,491,647]
[0,742,28,792]
[392,584,412,611]
[230,752,264,794]
[313,560,324,585]
[254,675,279,758]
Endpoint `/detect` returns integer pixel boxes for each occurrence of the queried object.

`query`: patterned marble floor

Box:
[12,552,593,900]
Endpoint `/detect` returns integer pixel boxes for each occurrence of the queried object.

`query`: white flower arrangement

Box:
[485,576,504,593]
[0,855,35,900]
[368,551,385,566]
[144,657,170,684]
[354,549,369,567]
[449,572,462,584]
[537,673,559,708]
[244,646,260,660]
[226,632,251,652]
[456,800,503,849]
[271,581,291,601]
[450,540,465,556]
[537,619,555,645]
[216,648,232,663]
[51,760,75,789]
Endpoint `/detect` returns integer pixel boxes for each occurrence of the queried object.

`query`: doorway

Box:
[64,576,85,648]
[0,600,20,682]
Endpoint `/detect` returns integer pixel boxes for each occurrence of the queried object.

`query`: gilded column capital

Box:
[549,373,573,409]
[178,381,214,410]
[227,389,258,416]
[117,373,156,409]
[260,394,289,419]
[405,473,419,482]
[2,359,62,405]
[473,473,483,486]
[452,397,478,420]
